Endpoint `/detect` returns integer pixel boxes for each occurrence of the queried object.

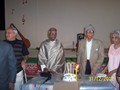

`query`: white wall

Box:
[0,31,5,40]
[2,0,120,48]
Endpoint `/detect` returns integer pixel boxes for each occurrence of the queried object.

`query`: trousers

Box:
[14,70,23,90]
[85,60,91,75]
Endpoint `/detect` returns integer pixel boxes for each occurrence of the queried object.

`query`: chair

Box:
[64,62,76,74]
[76,33,84,51]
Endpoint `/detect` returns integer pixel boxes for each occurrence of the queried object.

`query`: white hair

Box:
[13,29,18,34]
[84,24,95,32]
[112,29,120,38]
[6,27,18,35]
[48,27,57,35]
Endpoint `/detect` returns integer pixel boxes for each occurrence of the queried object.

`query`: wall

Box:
[2,0,120,48]
[0,0,5,30]
[0,31,5,40]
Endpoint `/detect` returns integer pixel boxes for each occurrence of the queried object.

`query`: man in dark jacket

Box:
[0,40,16,90]
[5,27,29,90]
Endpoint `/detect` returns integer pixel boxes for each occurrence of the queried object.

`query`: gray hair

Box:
[48,27,57,35]
[84,24,95,32]
[13,29,18,34]
[6,27,18,35]
[112,29,120,38]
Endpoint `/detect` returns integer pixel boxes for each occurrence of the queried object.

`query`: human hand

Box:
[44,68,49,72]
[91,70,96,76]
[108,71,114,77]
[49,70,56,74]
[101,70,106,74]
[21,60,26,70]
[9,82,14,90]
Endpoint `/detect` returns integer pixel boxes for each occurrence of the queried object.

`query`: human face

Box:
[48,29,57,41]
[5,28,16,41]
[111,33,120,45]
[85,30,94,41]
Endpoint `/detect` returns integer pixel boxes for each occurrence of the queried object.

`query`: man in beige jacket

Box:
[77,24,104,76]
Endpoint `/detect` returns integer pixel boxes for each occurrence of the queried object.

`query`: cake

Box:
[62,73,77,82]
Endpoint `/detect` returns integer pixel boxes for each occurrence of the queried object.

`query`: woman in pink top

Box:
[102,29,120,90]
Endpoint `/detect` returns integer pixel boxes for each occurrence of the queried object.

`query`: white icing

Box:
[62,73,77,82]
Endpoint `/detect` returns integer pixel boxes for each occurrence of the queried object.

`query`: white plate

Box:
[96,73,107,77]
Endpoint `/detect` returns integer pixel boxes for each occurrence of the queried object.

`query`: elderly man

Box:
[38,27,64,74]
[0,40,16,90]
[5,27,29,90]
[77,24,104,76]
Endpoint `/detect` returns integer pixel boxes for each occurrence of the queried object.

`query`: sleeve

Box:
[8,45,17,83]
[77,40,82,64]
[22,42,29,56]
[93,40,104,71]
[52,43,65,71]
[38,43,47,66]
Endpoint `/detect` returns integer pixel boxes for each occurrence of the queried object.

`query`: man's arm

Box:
[21,42,29,69]
[21,55,29,69]
[38,44,48,72]
[8,45,17,90]
[52,45,65,72]
[92,40,104,75]
[77,40,82,64]
[77,41,83,75]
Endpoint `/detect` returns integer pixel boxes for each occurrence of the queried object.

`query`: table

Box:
[22,76,55,90]
[22,75,117,90]
[80,76,117,90]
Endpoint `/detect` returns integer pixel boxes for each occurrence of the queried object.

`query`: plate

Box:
[96,73,107,78]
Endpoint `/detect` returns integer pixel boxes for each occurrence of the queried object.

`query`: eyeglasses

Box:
[86,30,94,33]
[111,37,119,39]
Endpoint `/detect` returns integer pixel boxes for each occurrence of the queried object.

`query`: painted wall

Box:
[2,0,120,48]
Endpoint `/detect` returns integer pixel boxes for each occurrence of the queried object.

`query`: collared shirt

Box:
[49,39,56,46]
[86,40,92,60]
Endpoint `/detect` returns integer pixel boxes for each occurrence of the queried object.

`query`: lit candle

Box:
[70,63,71,73]
[67,63,69,73]
[75,64,79,80]
[76,68,78,80]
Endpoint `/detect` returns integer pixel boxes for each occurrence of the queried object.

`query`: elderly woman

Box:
[102,29,120,90]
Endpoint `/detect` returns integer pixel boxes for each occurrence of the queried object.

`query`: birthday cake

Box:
[62,73,77,82]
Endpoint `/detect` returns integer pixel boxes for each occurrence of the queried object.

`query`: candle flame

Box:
[75,64,80,69]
